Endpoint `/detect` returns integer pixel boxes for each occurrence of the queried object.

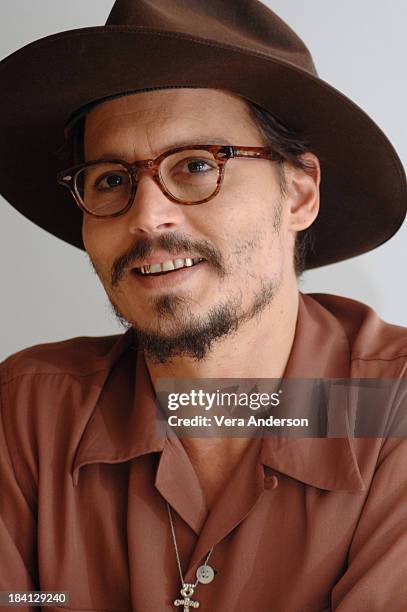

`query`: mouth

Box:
[133,257,205,276]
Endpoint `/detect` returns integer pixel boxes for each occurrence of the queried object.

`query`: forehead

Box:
[84,88,264,157]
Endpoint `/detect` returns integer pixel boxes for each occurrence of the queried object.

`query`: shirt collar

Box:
[72,292,365,492]
[261,292,365,492]
[72,329,164,486]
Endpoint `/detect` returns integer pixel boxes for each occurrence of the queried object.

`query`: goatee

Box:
[110,277,281,364]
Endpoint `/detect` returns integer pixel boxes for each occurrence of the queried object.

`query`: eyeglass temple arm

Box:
[229,146,279,161]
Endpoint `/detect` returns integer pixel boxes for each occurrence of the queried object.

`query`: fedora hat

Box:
[0,0,405,269]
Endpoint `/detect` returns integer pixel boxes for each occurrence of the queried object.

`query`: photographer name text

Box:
[168,415,309,428]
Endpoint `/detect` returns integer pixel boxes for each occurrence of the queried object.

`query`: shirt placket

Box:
[154,436,266,590]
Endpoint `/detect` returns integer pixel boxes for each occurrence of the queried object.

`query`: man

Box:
[0,1,406,611]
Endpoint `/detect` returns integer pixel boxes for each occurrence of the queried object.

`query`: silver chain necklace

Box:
[166,501,215,610]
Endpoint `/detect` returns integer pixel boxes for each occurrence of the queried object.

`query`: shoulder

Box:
[0,333,133,507]
[0,331,132,384]
[307,292,407,368]
[0,332,134,480]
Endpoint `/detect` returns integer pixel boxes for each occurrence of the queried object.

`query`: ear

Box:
[284,152,320,232]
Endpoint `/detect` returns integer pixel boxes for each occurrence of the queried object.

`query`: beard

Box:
[109,274,281,364]
[90,209,283,364]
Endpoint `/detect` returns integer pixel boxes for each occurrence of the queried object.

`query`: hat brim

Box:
[0,26,406,269]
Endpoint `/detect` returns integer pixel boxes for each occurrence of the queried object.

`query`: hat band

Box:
[63,85,211,138]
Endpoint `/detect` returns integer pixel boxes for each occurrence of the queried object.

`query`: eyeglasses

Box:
[57,144,281,218]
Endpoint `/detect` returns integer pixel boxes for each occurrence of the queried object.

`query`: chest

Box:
[36,456,366,611]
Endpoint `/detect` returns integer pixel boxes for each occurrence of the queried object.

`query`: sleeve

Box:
[0,371,39,609]
[331,436,407,610]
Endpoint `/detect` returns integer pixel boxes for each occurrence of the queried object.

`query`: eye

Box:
[94,171,130,190]
[184,159,214,174]
[169,157,217,180]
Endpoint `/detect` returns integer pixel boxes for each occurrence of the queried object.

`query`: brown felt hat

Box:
[0,0,406,269]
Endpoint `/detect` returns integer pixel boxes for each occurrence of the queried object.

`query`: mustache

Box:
[111,232,225,286]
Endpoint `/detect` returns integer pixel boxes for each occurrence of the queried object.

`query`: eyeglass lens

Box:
[75,149,220,215]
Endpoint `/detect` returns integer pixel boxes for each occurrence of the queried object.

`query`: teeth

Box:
[149,263,162,274]
[161,260,175,272]
[137,258,204,275]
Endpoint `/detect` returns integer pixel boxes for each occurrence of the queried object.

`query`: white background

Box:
[1,0,406,360]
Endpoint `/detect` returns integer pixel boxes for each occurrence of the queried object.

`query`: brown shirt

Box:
[1,292,407,612]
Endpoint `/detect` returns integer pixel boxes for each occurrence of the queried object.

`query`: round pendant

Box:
[196,564,215,584]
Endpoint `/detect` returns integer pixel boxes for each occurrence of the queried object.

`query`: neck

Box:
[144,282,299,509]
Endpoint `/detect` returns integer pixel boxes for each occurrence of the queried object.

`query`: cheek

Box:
[82,217,116,281]
[216,195,279,261]
[82,214,97,248]
[229,224,272,274]
[201,203,275,268]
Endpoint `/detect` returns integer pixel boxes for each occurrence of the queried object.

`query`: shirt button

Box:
[264,474,279,490]
[196,564,215,584]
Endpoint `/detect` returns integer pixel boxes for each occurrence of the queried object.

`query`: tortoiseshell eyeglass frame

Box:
[57,144,282,218]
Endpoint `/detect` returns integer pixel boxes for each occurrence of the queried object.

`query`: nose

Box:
[125,171,185,236]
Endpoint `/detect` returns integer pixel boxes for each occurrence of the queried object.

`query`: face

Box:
[82,88,316,363]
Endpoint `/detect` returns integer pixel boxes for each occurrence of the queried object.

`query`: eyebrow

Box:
[91,137,234,162]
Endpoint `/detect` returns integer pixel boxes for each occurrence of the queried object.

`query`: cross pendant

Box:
[174,583,199,610]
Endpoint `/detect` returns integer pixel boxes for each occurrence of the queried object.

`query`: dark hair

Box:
[244,100,317,277]
[63,96,317,276]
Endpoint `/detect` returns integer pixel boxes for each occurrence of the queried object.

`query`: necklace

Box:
[166,502,215,610]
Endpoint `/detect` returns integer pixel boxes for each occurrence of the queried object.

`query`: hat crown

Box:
[106,0,317,75]
[1,0,405,266]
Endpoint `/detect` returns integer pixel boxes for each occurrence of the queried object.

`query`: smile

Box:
[135,257,204,276]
